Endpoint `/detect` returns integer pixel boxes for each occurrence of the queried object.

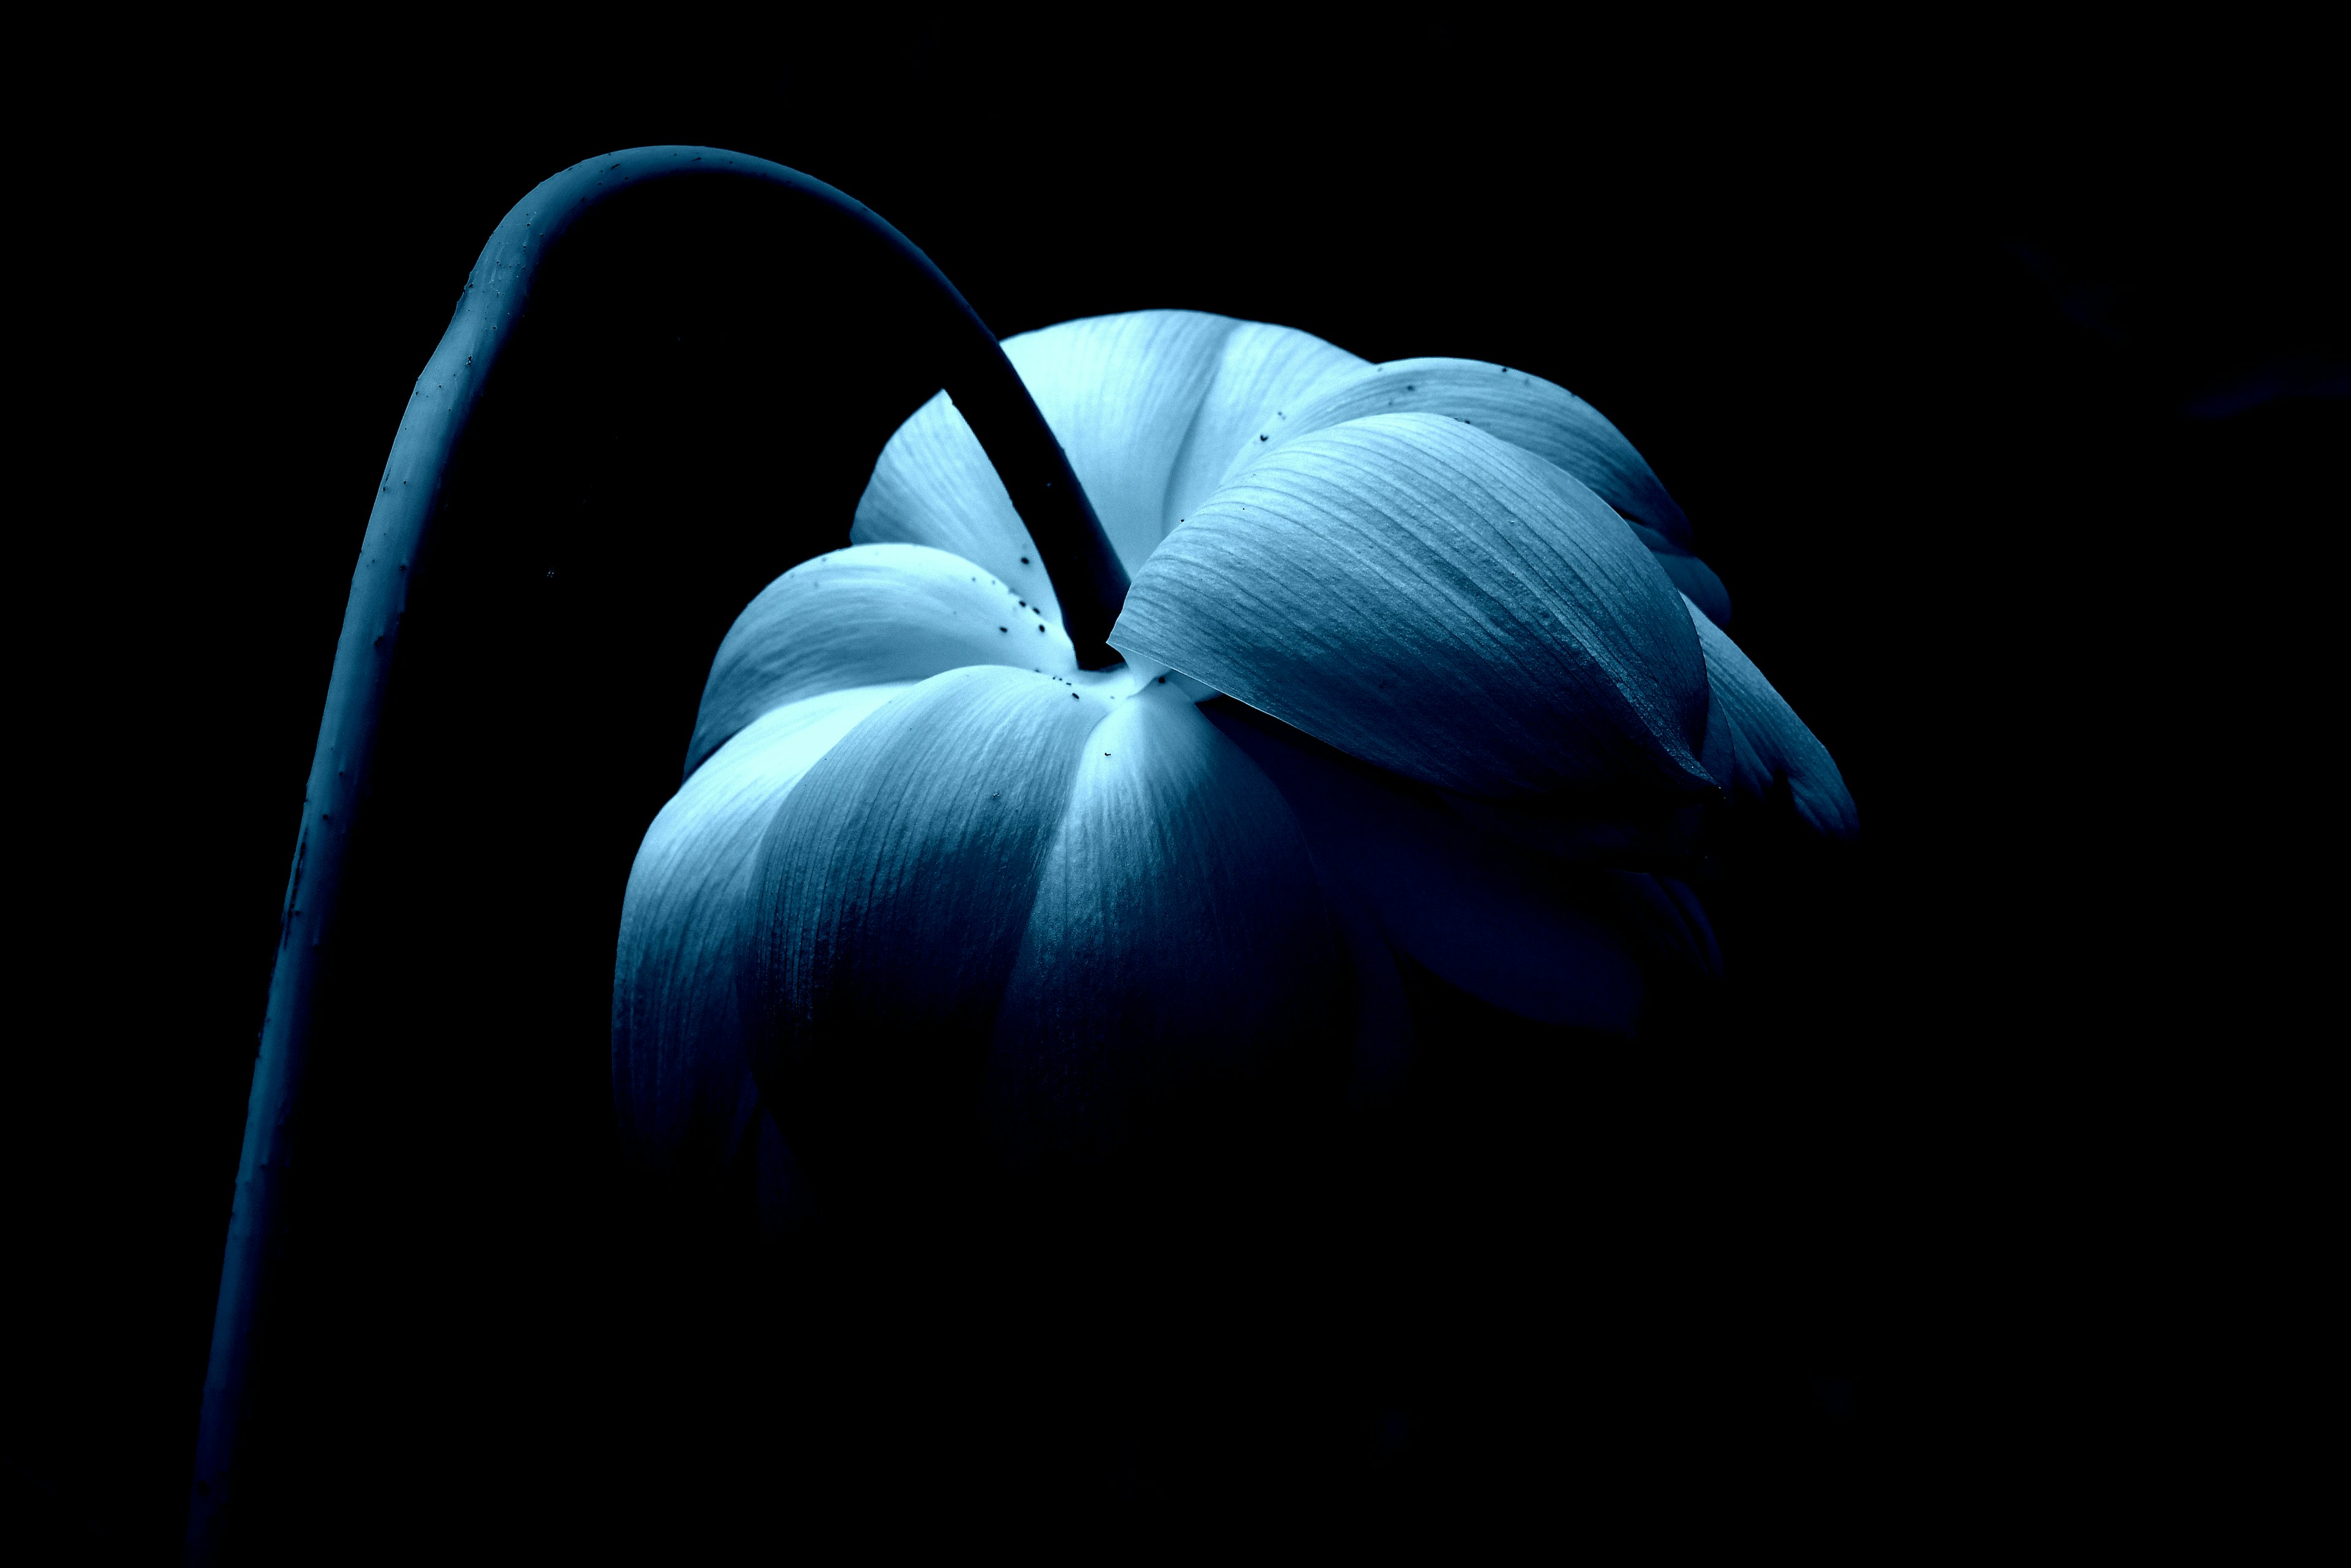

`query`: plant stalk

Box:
[186,145,1125,1566]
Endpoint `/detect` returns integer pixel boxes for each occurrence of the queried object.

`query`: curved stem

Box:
[186,146,1126,1566]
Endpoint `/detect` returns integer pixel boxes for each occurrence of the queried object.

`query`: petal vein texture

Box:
[613,683,911,1179]
[1229,356,1695,547]
[746,669,1340,1176]
[1114,413,1713,804]
[686,542,1077,779]
[853,310,1368,582]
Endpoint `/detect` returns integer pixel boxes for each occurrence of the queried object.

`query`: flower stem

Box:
[185,145,1125,1567]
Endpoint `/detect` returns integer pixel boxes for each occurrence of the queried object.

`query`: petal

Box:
[1230,356,1697,549]
[744,665,1110,1185]
[1226,354,1731,625]
[746,666,1346,1188]
[1629,520,1734,627]
[686,542,1077,778]
[1201,700,1657,1033]
[1687,597,1858,839]
[613,683,912,1178]
[1611,869,1723,983]
[1000,310,1238,573]
[853,310,1368,580]
[987,682,1342,1161]
[1112,413,1714,805]
[1147,317,1371,544]
[848,390,1068,623]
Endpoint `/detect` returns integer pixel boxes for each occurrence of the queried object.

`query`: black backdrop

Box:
[18,23,2340,1562]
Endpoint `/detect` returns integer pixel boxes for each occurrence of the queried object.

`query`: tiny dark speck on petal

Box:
[1000,627,1008,633]
[1258,433,1268,441]
[1071,692,1079,699]
[1156,675,1166,683]
[1021,556,1030,564]
[1103,752,1111,757]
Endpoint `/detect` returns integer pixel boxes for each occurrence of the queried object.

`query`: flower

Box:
[613,309,1854,1222]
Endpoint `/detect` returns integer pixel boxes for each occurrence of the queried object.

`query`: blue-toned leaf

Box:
[1687,598,1858,839]
[1113,413,1714,805]
[685,543,1076,778]
[852,310,1367,579]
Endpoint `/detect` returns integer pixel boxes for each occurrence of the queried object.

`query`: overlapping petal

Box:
[988,682,1342,1161]
[1686,598,1859,839]
[745,666,1341,1178]
[1223,355,1730,624]
[1204,700,1717,1033]
[1112,413,1714,805]
[613,683,911,1183]
[852,310,1368,583]
[1229,356,1695,546]
[625,539,1107,1212]
[686,542,1076,778]
[621,304,1859,1218]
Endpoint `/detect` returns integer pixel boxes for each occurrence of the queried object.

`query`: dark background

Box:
[17,22,2339,1562]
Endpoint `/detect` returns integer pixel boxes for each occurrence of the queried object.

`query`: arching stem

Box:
[186,146,1126,1566]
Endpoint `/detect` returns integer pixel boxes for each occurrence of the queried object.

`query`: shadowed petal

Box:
[745,665,1109,1186]
[1114,414,1713,805]
[1688,598,1858,839]
[746,666,1348,1190]
[613,683,912,1182]
[988,682,1342,1162]
[1627,521,1734,626]
[1202,700,1656,1033]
